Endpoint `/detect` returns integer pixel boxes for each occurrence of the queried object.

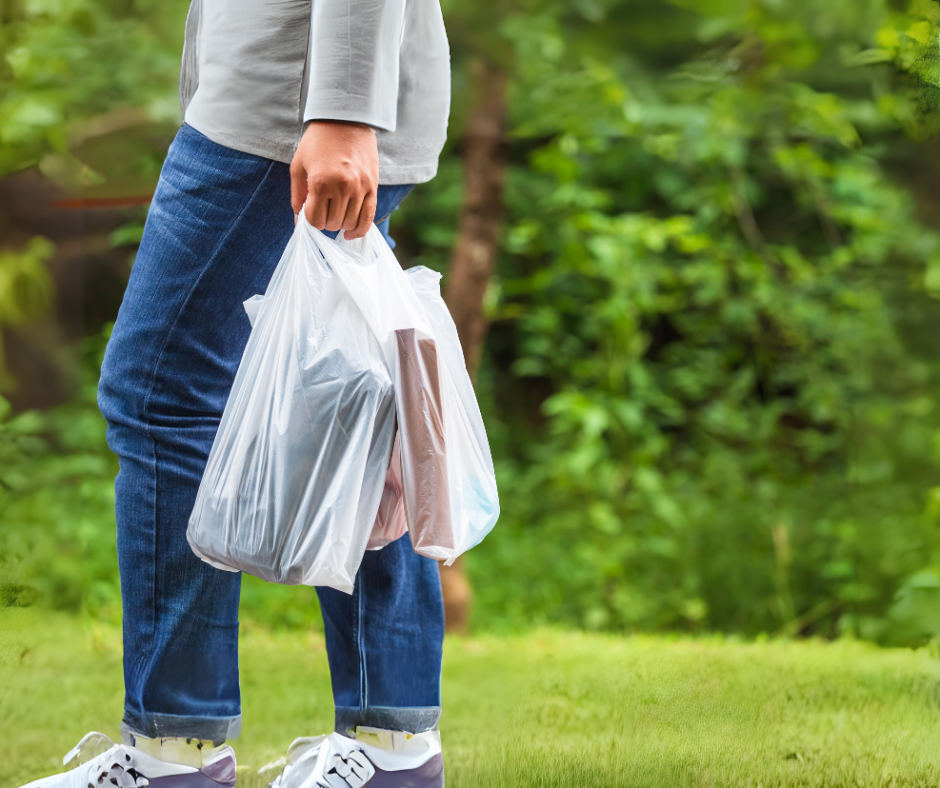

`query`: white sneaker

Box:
[19,732,237,788]
[264,728,444,788]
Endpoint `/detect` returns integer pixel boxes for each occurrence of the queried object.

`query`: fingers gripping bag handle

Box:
[335,230,500,563]
[187,215,396,593]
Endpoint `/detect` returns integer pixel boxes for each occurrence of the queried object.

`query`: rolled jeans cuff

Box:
[335,706,441,736]
[122,711,242,746]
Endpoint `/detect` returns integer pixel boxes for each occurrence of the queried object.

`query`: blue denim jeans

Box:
[98,124,445,744]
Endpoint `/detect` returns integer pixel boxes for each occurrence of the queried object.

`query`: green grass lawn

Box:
[4,609,940,787]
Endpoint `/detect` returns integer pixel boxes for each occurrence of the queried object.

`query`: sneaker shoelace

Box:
[85,756,150,788]
[267,737,375,788]
[61,735,150,788]
[318,749,374,788]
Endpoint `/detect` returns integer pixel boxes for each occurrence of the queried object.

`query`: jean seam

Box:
[358,568,368,712]
[144,434,158,651]
[137,157,277,651]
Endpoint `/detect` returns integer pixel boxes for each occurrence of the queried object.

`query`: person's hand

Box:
[290,121,379,240]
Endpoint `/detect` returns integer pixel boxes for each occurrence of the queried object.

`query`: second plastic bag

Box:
[329,237,500,563]
[187,218,396,593]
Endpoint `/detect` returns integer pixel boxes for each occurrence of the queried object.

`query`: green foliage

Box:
[0,0,189,177]
[0,0,187,621]
[462,0,940,640]
[861,0,940,139]
[0,330,324,628]
[0,237,55,387]
[0,236,53,325]
[3,0,940,647]
[0,332,117,617]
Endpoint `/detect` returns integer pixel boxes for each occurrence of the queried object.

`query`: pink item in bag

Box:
[367,432,409,550]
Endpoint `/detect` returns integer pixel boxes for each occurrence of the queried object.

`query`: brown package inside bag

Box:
[395,328,454,553]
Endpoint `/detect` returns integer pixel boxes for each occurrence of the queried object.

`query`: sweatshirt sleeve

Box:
[303,0,406,133]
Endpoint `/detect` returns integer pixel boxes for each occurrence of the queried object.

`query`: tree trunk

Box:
[439,60,508,634]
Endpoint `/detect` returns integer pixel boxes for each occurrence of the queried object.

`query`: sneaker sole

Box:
[360,753,444,788]
[147,772,235,788]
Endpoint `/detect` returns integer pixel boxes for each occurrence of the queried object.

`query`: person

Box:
[20,0,451,786]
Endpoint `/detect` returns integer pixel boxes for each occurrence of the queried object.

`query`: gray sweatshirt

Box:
[179,0,451,185]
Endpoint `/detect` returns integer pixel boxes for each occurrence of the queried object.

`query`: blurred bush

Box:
[3,0,940,644]
[0,0,188,178]
[404,0,940,641]
[0,330,325,628]
[0,332,115,615]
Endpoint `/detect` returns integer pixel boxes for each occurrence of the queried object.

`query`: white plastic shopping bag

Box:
[187,217,396,593]
[400,265,500,561]
[329,235,500,563]
[189,215,500,591]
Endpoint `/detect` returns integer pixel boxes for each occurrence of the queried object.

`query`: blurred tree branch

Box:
[440,58,508,634]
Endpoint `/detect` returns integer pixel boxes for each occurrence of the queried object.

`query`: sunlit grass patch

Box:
[3,610,940,787]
